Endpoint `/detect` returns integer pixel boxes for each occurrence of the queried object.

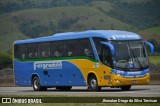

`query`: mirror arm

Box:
[144,41,154,55]
[101,42,115,56]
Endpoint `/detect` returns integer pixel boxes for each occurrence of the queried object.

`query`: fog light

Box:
[115,79,121,83]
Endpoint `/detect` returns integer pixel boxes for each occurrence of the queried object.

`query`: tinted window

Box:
[93,37,106,54]
[14,44,26,59]
[79,39,94,58]
[38,42,50,58]
[93,37,106,61]
[50,38,94,59]
[51,41,65,57]
[66,39,79,56]
[14,38,95,60]
[102,45,113,67]
[26,43,37,59]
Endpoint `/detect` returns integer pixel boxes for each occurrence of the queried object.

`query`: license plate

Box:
[132,80,137,84]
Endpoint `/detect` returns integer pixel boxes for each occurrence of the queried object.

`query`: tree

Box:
[0,53,12,70]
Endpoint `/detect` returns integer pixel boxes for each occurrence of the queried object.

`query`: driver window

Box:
[102,46,112,67]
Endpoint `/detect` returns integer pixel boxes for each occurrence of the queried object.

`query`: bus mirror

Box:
[144,41,154,55]
[100,42,115,56]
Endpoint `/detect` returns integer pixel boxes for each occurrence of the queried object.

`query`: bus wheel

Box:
[56,86,72,91]
[32,76,47,91]
[120,85,131,91]
[89,75,101,91]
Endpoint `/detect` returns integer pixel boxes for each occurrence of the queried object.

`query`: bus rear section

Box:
[13,38,97,91]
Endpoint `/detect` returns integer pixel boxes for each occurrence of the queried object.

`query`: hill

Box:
[108,0,160,29]
[0,13,29,53]
[0,4,134,53]
[0,0,94,14]
[0,0,159,53]
[138,27,160,42]
[0,0,159,30]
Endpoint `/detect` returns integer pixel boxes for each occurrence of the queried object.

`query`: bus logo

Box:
[34,61,62,70]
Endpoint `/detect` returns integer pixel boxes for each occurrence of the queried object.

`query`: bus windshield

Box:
[111,41,149,71]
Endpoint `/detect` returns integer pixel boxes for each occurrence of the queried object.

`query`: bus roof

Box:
[14,30,142,44]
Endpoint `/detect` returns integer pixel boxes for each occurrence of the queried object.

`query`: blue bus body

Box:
[13,30,154,91]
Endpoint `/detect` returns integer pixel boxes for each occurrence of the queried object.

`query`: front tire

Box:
[120,85,131,91]
[32,76,47,91]
[88,75,101,91]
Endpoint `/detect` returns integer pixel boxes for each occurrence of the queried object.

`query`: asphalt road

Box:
[0,85,160,97]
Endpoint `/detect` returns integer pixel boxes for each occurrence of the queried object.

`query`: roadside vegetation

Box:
[149,56,160,65]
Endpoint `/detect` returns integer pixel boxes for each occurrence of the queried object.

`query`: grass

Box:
[149,55,160,65]
[138,27,160,42]
[138,27,160,35]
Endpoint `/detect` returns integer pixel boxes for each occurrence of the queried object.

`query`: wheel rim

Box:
[91,79,97,89]
[34,79,39,90]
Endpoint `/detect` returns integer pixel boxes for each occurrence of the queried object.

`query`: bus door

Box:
[102,45,113,67]
[100,43,114,86]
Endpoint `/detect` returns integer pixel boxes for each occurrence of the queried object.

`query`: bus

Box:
[13,30,154,91]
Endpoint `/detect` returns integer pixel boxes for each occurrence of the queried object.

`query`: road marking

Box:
[0,91,16,92]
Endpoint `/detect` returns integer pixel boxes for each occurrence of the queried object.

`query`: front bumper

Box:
[111,73,150,86]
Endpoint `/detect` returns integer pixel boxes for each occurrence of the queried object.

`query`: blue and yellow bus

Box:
[13,30,154,91]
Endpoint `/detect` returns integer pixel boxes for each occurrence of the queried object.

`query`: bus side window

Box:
[79,38,94,59]
[22,53,25,59]
[26,43,37,59]
[29,52,33,58]
[14,45,19,58]
[55,51,60,57]
[68,51,73,56]
[51,41,57,57]
[38,42,50,58]
[42,52,45,57]
[66,40,78,57]
[84,48,92,56]
[14,44,26,59]
[51,41,65,58]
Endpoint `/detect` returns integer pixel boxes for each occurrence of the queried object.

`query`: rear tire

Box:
[88,75,101,91]
[120,85,131,91]
[32,76,47,91]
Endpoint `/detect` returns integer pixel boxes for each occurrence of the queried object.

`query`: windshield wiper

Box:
[130,50,143,70]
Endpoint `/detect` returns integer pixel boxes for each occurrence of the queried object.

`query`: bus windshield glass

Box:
[111,41,149,71]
